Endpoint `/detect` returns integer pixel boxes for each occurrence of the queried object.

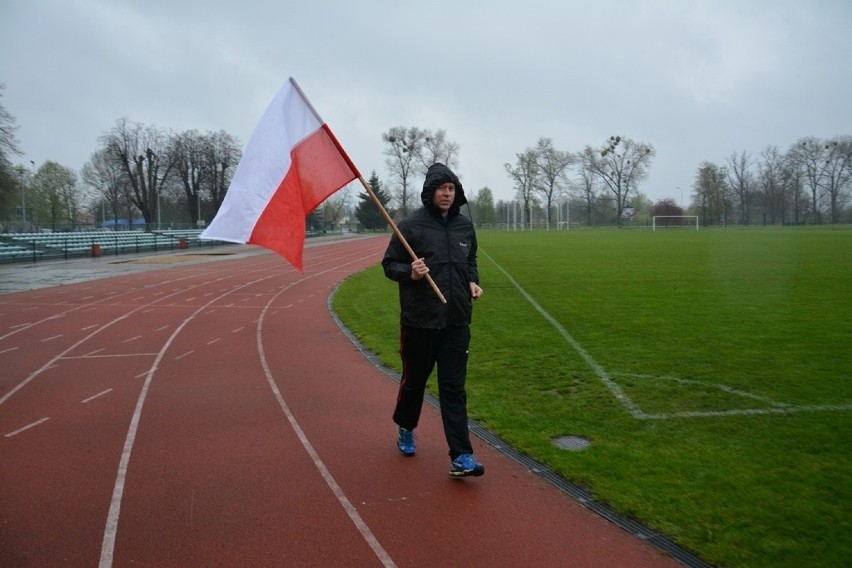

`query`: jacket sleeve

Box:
[382,232,412,282]
[468,230,480,285]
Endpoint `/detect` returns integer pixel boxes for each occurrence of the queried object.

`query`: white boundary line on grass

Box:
[481,250,645,419]
[481,250,852,421]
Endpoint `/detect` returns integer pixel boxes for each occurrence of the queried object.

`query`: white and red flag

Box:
[200,78,360,270]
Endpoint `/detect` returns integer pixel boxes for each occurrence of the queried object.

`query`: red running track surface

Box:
[0,236,683,567]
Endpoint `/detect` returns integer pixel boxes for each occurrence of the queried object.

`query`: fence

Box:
[0,229,232,264]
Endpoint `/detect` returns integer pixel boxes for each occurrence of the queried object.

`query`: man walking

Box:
[382,163,484,477]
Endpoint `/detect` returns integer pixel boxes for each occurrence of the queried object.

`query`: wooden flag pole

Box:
[289,78,446,304]
[357,174,447,304]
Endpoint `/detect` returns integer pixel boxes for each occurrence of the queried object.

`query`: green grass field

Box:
[332,226,852,568]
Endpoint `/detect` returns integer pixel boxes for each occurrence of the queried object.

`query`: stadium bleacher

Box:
[1,229,211,263]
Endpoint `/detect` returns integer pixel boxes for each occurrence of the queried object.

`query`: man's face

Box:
[432,182,455,214]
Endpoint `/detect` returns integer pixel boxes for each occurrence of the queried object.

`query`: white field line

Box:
[480,250,852,421]
[481,250,645,419]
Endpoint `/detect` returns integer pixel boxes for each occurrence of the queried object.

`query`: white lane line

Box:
[0,346,19,355]
[257,253,397,568]
[173,350,194,360]
[99,273,280,568]
[482,249,644,419]
[65,353,158,360]
[42,334,64,342]
[231,327,244,333]
[122,336,142,343]
[206,338,222,345]
[83,389,113,403]
[0,274,237,406]
[85,348,106,356]
[5,417,50,438]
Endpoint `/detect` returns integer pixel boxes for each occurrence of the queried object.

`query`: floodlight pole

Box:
[17,166,26,228]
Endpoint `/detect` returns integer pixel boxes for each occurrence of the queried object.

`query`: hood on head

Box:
[421,163,466,215]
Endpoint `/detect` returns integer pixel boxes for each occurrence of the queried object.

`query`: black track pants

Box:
[393,325,473,459]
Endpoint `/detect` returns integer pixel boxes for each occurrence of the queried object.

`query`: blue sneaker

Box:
[397,426,415,456]
[450,453,484,477]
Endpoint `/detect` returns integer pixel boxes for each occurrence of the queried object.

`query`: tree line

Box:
[374,128,657,228]
[695,138,852,226]
[369,125,852,229]
[1,86,242,233]
[2,83,850,234]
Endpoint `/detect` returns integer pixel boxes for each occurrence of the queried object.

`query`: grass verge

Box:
[332,226,852,567]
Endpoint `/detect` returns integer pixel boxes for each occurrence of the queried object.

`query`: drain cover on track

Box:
[551,435,591,451]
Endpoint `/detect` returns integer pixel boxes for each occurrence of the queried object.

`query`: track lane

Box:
[108,244,391,566]
[1,236,684,567]
[258,249,682,568]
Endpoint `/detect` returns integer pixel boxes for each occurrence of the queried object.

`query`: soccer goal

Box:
[652,216,699,231]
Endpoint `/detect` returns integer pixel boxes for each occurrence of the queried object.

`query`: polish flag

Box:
[200,78,360,270]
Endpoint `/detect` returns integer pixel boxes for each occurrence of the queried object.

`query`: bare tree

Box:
[0,85,23,217]
[205,130,241,218]
[693,161,729,226]
[792,137,835,224]
[81,148,134,228]
[382,126,460,215]
[574,165,602,226]
[317,185,352,230]
[781,150,807,225]
[382,126,421,215]
[821,136,852,223]
[582,136,655,225]
[170,129,207,227]
[101,118,175,229]
[756,146,788,225]
[415,129,460,175]
[504,148,539,229]
[534,138,574,228]
[726,150,755,225]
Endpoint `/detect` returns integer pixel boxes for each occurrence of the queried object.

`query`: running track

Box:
[1,236,683,567]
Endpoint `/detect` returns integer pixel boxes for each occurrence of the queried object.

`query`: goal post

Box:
[653,216,699,231]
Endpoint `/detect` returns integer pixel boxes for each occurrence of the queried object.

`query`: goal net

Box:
[653,216,699,231]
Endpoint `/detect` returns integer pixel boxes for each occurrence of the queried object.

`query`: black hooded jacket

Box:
[382,163,479,329]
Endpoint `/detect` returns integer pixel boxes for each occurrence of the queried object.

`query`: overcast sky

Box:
[2,0,851,205]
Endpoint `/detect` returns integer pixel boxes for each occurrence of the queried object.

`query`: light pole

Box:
[17,166,26,230]
[28,161,34,230]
